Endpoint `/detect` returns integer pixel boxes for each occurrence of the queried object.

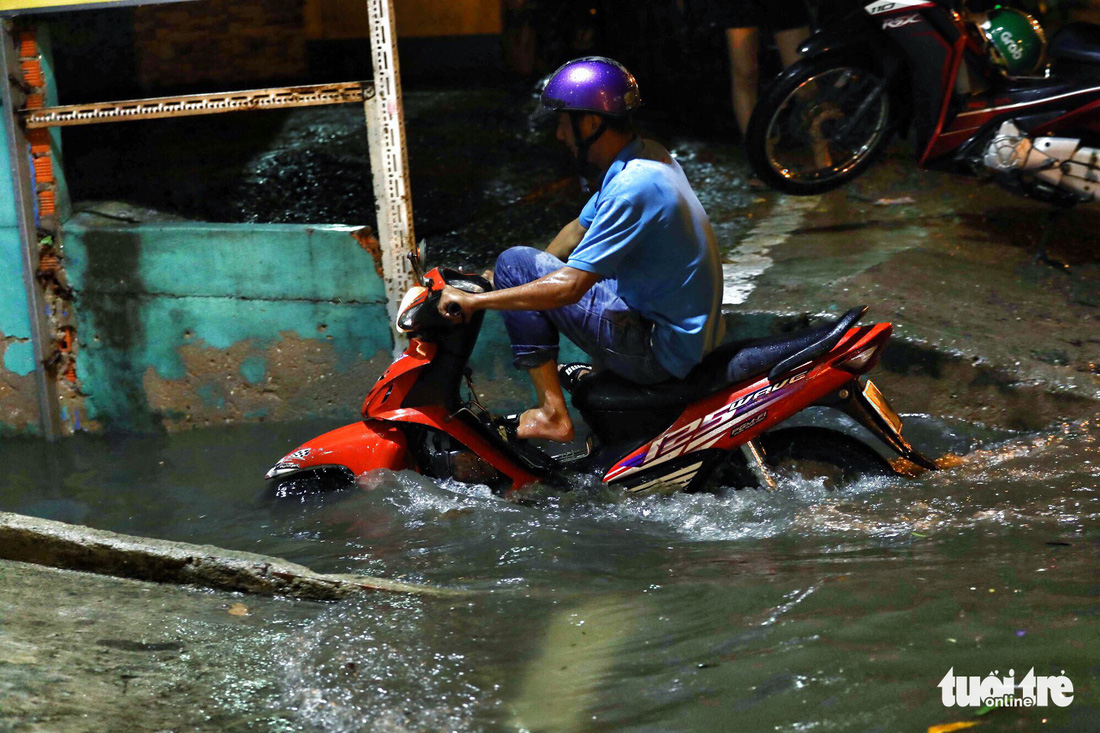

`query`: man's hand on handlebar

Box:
[438,286,476,322]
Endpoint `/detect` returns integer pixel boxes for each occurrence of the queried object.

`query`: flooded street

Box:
[3,86,1097,731]
[1,413,1097,731]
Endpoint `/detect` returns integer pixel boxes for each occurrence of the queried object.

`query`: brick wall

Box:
[133,0,307,89]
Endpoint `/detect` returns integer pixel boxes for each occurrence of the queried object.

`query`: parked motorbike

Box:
[745,0,1100,208]
[265,254,936,497]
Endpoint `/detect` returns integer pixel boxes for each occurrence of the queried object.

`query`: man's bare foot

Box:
[517,405,575,442]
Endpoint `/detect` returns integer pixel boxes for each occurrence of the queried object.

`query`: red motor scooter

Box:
[266,255,937,496]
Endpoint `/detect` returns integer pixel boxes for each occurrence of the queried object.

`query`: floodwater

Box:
[1,413,1097,731]
[15,80,1099,733]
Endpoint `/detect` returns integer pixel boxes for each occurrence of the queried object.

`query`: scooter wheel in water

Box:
[756,426,895,489]
[269,465,356,497]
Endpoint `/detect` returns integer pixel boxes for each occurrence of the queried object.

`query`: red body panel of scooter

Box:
[360,338,542,489]
[603,323,891,484]
[267,420,409,479]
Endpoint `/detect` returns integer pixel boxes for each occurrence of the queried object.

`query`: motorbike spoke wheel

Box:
[747,57,892,195]
[757,427,895,490]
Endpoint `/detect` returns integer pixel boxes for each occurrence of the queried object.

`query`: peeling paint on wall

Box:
[143,333,389,431]
[0,332,39,435]
[0,107,39,434]
[1,337,34,376]
[62,217,392,432]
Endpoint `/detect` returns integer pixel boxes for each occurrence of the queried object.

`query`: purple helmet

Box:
[541,56,642,117]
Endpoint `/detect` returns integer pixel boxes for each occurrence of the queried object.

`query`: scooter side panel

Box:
[604,324,892,484]
[364,403,543,490]
[268,420,409,479]
[361,339,437,417]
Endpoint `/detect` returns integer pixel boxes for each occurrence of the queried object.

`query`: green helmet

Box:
[979,8,1047,76]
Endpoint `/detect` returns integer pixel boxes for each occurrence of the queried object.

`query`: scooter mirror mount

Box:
[403,250,426,284]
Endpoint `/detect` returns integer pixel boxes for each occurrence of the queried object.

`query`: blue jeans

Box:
[494,246,674,385]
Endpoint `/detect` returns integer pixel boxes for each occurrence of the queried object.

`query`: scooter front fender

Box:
[266,420,408,481]
[797,22,906,91]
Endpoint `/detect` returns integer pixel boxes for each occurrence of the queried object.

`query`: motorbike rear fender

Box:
[266,420,408,480]
[830,383,939,470]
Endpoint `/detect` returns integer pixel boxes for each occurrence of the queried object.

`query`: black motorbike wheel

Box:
[269,466,356,497]
[746,55,893,196]
[756,427,895,489]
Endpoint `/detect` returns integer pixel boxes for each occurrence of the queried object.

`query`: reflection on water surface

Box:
[0,417,1096,731]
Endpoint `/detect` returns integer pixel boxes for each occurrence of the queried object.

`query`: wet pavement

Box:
[2,87,1098,730]
[725,142,1100,430]
[0,415,1097,731]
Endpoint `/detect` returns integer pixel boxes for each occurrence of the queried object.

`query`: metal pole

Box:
[1,21,59,440]
[363,0,416,352]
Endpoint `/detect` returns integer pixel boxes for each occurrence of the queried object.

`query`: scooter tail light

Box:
[839,344,879,373]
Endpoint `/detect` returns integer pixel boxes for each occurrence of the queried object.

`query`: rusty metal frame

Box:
[1,22,60,439]
[364,0,416,354]
[2,3,416,438]
[23,81,369,128]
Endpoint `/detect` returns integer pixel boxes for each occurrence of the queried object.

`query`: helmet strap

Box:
[570,112,608,169]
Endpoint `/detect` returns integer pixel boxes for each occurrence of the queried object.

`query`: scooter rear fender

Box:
[266,420,409,481]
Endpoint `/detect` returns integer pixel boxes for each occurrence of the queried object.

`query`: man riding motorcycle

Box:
[439,57,725,443]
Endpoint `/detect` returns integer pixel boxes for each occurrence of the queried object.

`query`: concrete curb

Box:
[0,511,463,600]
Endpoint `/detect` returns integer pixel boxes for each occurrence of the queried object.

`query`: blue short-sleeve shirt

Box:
[566,138,724,378]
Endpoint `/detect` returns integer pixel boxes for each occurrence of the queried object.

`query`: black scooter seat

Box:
[572,307,867,413]
[1049,23,1100,66]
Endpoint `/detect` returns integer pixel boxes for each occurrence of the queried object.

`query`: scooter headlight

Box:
[396,286,428,333]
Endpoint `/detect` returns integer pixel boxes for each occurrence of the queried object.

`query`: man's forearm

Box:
[470,268,593,312]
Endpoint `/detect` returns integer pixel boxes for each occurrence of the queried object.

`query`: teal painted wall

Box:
[0,112,33,346]
[63,218,393,432]
[0,90,41,434]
